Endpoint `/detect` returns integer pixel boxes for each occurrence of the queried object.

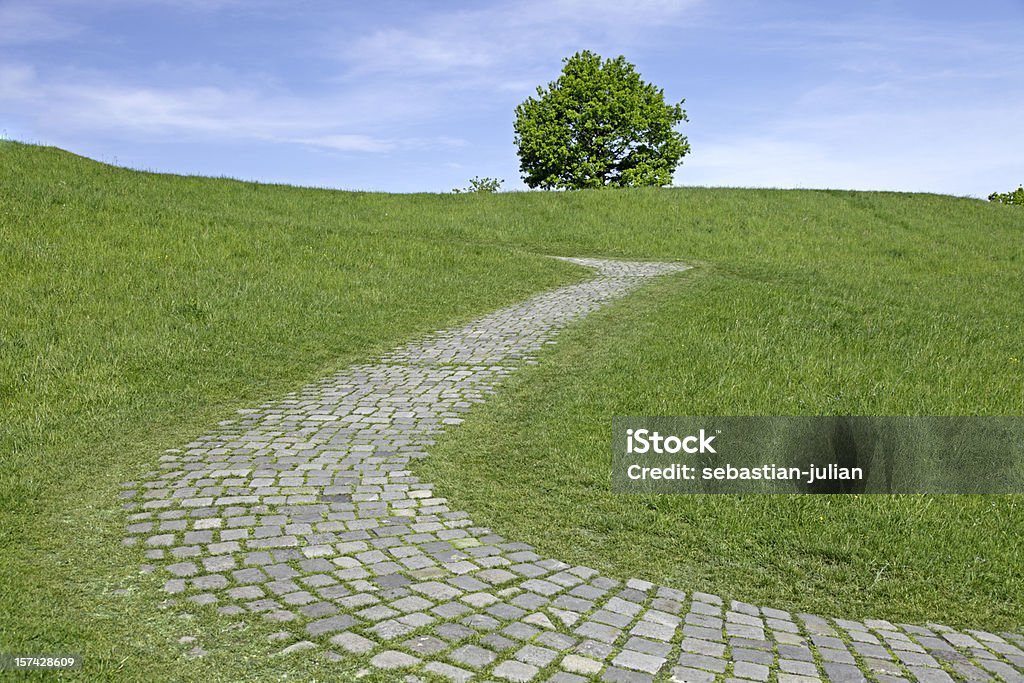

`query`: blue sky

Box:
[2,0,1022,196]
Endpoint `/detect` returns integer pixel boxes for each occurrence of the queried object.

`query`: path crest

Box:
[120,258,1024,682]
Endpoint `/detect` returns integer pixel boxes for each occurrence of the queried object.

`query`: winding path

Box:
[120,258,1024,682]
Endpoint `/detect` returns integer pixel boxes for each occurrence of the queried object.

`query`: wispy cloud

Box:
[334,0,704,86]
[293,134,465,154]
[1,65,454,154]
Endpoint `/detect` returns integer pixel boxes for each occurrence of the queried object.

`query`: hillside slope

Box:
[2,142,1022,680]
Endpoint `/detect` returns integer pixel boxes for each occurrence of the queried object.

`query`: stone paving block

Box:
[299,601,338,618]
[679,638,726,657]
[864,657,903,676]
[464,613,501,631]
[606,597,643,617]
[392,595,433,613]
[731,648,773,666]
[677,653,727,673]
[950,660,994,680]
[537,632,577,650]
[593,609,633,628]
[575,639,614,661]
[367,619,415,640]
[976,659,1024,681]
[329,631,377,654]
[515,644,558,667]
[523,612,556,631]
[822,662,867,683]
[448,644,497,668]
[602,666,654,683]
[669,666,716,683]
[778,644,814,661]
[398,611,434,628]
[631,619,676,642]
[435,623,476,642]
[338,592,378,609]
[776,675,822,683]
[493,659,540,682]
[433,601,473,619]
[227,585,264,600]
[549,673,588,683]
[482,633,517,652]
[191,574,228,590]
[502,622,541,642]
[370,649,420,669]
[906,666,956,683]
[779,659,818,676]
[730,637,772,652]
[575,621,622,644]
[266,579,301,596]
[895,649,939,667]
[852,641,892,660]
[423,661,475,683]
[305,614,356,636]
[488,603,528,621]
[733,661,770,681]
[511,593,549,611]
[554,595,594,612]
[478,568,519,585]
[167,562,198,577]
[570,584,608,601]
[613,649,665,675]
[682,625,722,642]
[188,592,217,605]
[562,653,603,675]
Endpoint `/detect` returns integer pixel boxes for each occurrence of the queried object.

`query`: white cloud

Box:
[335,0,703,84]
[682,98,1024,198]
[295,134,396,153]
[0,64,455,154]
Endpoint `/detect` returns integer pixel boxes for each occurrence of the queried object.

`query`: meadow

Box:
[2,141,1021,680]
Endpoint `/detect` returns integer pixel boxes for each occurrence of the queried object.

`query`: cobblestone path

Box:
[120,258,1024,682]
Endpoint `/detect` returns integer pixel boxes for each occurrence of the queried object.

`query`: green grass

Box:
[2,141,1023,679]
[416,189,1024,629]
[0,141,582,681]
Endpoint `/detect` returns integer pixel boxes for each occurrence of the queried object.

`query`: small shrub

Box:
[988,185,1024,206]
[452,176,503,194]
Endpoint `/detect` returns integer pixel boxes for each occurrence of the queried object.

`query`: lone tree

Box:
[514,50,690,190]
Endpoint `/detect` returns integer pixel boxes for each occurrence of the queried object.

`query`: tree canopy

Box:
[513,50,690,190]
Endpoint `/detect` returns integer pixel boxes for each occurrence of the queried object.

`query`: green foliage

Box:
[452,176,504,193]
[514,50,690,190]
[988,185,1024,206]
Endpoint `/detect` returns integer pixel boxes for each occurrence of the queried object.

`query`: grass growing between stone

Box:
[0,142,581,681]
[2,141,1023,679]
[419,187,1024,631]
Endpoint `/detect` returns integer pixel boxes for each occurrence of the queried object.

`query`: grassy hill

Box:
[2,141,1022,680]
